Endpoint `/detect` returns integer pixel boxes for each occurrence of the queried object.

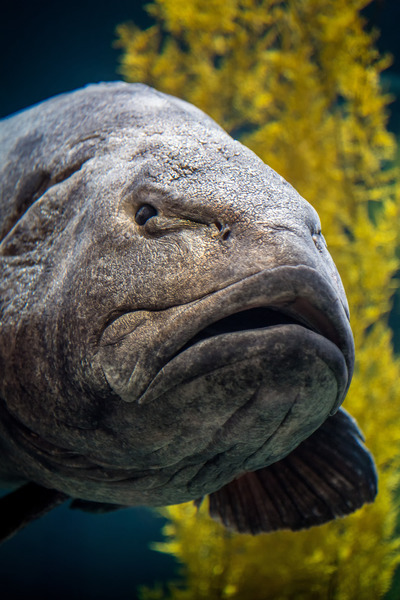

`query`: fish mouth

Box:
[174,302,340,359]
[98,265,354,411]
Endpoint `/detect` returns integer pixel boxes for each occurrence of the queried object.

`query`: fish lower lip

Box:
[138,324,348,411]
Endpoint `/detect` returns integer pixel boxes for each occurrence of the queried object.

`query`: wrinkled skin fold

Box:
[0,83,376,542]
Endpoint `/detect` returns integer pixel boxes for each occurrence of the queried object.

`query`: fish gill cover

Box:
[116,0,400,598]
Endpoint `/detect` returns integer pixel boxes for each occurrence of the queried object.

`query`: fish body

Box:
[0,83,376,539]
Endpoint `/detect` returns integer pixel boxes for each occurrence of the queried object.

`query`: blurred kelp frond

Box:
[116,0,400,597]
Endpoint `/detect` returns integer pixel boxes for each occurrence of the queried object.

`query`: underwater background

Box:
[2,1,400,598]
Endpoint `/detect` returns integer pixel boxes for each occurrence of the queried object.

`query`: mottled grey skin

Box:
[0,83,356,512]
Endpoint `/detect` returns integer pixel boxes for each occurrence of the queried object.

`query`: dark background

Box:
[1,1,400,599]
[0,0,152,119]
[1,0,400,123]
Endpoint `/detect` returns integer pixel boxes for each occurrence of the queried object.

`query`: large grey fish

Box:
[0,82,376,542]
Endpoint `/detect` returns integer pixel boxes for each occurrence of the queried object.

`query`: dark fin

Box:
[207,408,377,534]
[0,482,68,543]
[70,499,126,514]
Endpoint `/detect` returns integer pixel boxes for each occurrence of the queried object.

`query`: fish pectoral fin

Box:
[206,407,378,534]
[0,482,68,544]
[69,499,126,514]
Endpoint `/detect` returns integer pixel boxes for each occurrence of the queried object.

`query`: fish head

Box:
[0,83,354,506]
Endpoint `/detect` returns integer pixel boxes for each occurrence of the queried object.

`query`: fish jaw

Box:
[53,263,354,504]
[0,323,346,506]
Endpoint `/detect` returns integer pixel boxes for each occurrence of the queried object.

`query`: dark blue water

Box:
[0,494,180,599]
[0,0,152,119]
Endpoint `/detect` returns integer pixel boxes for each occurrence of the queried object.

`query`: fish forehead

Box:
[109,129,318,231]
[0,81,318,235]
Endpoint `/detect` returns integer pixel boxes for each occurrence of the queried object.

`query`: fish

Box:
[0,82,377,542]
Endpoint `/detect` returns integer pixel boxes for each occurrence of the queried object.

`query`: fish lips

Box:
[98,265,354,417]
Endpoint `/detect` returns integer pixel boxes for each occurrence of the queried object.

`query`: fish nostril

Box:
[213,220,231,241]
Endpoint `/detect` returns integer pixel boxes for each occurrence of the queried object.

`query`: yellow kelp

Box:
[116,1,400,597]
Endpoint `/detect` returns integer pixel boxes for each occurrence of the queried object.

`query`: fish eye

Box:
[135,204,158,226]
